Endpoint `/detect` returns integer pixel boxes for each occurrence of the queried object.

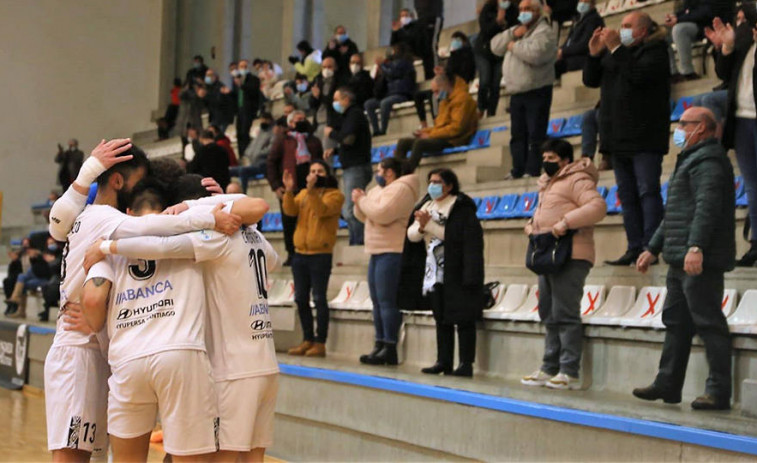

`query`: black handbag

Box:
[525,231,575,275]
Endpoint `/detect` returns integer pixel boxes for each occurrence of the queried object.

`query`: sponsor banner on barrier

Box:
[0,322,29,390]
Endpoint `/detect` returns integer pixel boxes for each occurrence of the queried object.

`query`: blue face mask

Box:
[204,76,213,84]
[332,101,345,114]
[673,128,688,148]
[296,82,308,93]
[499,1,511,9]
[576,2,591,14]
[375,174,387,187]
[518,11,533,24]
[239,67,249,75]
[337,33,348,43]
[450,39,463,51]
[620,28,636,46]
[428,183,443,200]
[48,244,58,252]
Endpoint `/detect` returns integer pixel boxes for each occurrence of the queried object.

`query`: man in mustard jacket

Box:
[395,73,478,172]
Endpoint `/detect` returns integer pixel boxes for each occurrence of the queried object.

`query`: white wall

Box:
[0,0,164,229]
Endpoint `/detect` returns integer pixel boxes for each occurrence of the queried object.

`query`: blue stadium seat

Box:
[9,239,22,247]
[670,96,694,122]
[491,194,520,219]
[339,218,348,229]
[253,173,265,180]
[31,200,53,211]
[473,197,482,208]
[260,213,273,232]
[476,195,500,220]
[736,176,748,207]
[661,182,669,206]
[271,213,283,232]
[491,125,508,133]
[561,114,583,137]
[606,185,622,214]
[437,129,493,156]
[332,155,342,169]
[547,118,566,137]
[370,147,381,164]
[597,186,608,198]
[515,192,539,218]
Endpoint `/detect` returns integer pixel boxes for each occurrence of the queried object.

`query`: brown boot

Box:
[8,282,23,304]
[287,341,313,356]
[8,294,26,319]
[305,342,326,357]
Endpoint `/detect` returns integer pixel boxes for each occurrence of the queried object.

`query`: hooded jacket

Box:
[424,76,478,146]
[529,158,606,264]
[490,15,557,95]
[354,173,421,254]
[283,184,345,255]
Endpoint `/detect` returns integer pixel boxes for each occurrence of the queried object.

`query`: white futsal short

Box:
[216,374,279,451]
[108,349,219,456]
[44,345,110,455]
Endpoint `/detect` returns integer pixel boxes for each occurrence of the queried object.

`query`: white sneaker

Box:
[545,373,582,390]
[521,369,552,387]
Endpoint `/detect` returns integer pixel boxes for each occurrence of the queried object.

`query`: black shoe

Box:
[605,249,641,266]
[632,384,681,404]
[4,302,18,316]
[282,255,292,267]
[736,245,757,267]
[38,308,49,323]
[449,363,473,377]
[682,72,701,81]
[421,363,452,375]
[359,341,384,364]
[363,344,398,366]
[691,394,730,410]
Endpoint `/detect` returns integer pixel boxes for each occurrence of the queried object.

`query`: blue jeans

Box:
[342,164,372,245]
[229,161,265,192]
[291,253,332,343]
[613,153,664,251]
[364,94,408,134]
[17,270,48,293]
[509,85,553,177]
[735,117,757,240]
[581,107,600,158]
[368,253,403,344]
[475,51,503,116]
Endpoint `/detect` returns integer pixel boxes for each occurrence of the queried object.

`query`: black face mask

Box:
[260,123,271,131]
[314,176,328,188]
[543,161,561,177]
[294,121,311,133]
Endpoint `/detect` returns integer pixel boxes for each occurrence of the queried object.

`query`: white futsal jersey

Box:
[188,223,279,381]
[88,254,207,368]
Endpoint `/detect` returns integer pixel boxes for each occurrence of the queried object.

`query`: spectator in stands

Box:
[365,43,417,136]
[710,16,757,266]
[354,157,420,366]
[267,111,324,266]
[634,107,735,411]
[554,0,605,78]
[475,0,517,119]
[259,60,284,100]
[6,236,60,319]
[187,129,231,191]
[3,241,26,316]
[278,102,296,128]
[185,54,208,85]
[231,112,275,193]
[183,127,201,164]
[283,160,345,358]
[323,25,359,83]
[584,11,670,266]
[395,73,478,172]
[289,40,323,82]
[283,74,312,114]
[232,59,262,155]
[414,0,445,81]
[158,78,182,139]
[580,103,610,170]
[311,57,346,149]
[38,236,63,322]
[391,8,425,66]
[666,0,717,82]
[55,139,84,192]
[228,60,239,85]
[208,124,237,167]
[400,168,484,377]
[174,82,205,140]
[520,139,606,390]
[491,0,557,179]
[414,31,475,129]
[347,54,374,108]
[326,87,373,246]
[203,69,235,134]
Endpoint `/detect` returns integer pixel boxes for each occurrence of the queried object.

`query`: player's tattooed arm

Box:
[81,276,112,332]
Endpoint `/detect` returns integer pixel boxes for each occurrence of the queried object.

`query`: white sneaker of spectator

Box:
[545,372,582,390]
[521,369,552,387]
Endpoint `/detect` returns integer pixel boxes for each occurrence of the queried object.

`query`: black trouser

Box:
[396,137,452,173]
[430,286,476,367]
[236,111,254,155]
[509,85,552,178]
[279,198,297,257]
[413,89,436,123]
[418,15,443,80]
[292,253,333,343]
[654,266,732,400]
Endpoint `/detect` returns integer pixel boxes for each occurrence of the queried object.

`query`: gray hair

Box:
[336,87,356,104]
[287,110,306,126]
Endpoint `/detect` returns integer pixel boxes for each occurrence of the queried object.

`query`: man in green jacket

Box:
[634,107,735,410]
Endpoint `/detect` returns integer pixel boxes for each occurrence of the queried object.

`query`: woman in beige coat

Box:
[521,139,606,390]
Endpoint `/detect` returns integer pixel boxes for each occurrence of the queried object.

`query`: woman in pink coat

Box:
[521,139,606,390]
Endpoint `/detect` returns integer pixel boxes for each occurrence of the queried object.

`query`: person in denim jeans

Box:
[353,158,420,365]
[364,43,416,136]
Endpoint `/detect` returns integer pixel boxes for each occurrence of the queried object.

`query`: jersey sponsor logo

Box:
[250,320,272,331]
[199,230,213,241]
[114,299,175,329]
[241,228,264,245]
[128,259,157,281]
[249,303,269,316]
[115,280,173,305]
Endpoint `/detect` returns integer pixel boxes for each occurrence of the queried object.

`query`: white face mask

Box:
[349,64,361,74]
[322,68,334,79]
[400,16,412,26]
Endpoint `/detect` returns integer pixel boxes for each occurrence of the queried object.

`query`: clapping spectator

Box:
[395,73,478,172]
[365,43,417,136]
[326,87,373,245]
[289,40,323,82]
[554,0,605,78]
[391,8,425,64]
[203,69,235,134]
[323,25,360,83]
[55,139,84,192]
[231,112,275,192]
[284,74,313,114]
[259,60,285,100]
[185,54,208,85]
[491,0,557,179]
[310,57,347,149]
[400,168,484,378]
[232,59,263,155]
[187,129,231,191]
[347,54,374,107]
[415,31,475,129]
[583,12,670,266]
[475,0,517,119]
[283,160,345,358]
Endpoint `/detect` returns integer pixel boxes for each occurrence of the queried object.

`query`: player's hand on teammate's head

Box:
[212,204,242,235]
[83,239,106,274]
[91,138,133,168]
[202,177,224,195]
[162,202,189,215]
[62,302,93,335]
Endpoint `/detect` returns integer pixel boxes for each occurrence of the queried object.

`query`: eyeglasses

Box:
[678,120,701,126]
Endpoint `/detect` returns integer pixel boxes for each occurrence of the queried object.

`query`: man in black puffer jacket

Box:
[584,11,670,266]
[634,107,735,411]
